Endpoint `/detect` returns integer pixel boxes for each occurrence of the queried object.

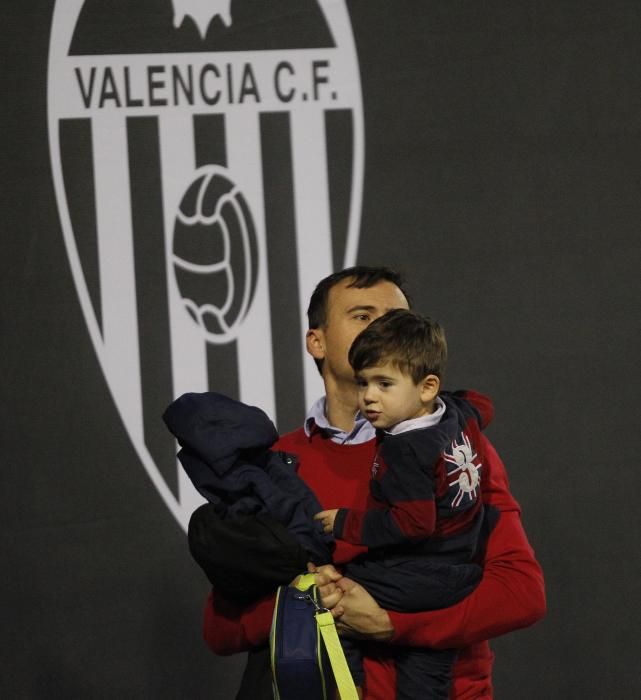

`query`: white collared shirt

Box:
[385,396,446,434]
[304,396,375,445]
[304,395,446,443]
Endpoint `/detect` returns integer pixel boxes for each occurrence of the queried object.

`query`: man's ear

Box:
[420,374,440,403]
[306,328,326,360]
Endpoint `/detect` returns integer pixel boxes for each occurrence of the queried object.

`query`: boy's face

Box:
[355,362,439,430]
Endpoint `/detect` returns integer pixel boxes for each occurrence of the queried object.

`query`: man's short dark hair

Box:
[306,266,411,330]
[348,309,447,383]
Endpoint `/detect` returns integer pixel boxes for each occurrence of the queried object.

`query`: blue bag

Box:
[270,578,335,700]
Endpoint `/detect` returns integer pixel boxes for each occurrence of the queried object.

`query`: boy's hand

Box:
[307,562,342,586]
[314,509,338,534]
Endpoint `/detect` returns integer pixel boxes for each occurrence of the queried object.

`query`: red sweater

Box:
[203,428,546,699]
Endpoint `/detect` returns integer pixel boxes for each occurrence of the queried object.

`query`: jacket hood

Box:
[163,391,279,475]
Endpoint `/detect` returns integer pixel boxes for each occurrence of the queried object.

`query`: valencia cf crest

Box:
[48,0,364,530]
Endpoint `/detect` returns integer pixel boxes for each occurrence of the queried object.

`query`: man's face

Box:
[308,279,409,385]
[356,362,427,430]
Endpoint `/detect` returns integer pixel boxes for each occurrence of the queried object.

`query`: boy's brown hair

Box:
[348,308,447,384]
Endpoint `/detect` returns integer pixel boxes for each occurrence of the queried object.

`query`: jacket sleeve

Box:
[386,436,546,648]
[203,588,276,655]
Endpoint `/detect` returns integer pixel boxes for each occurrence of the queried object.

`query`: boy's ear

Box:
[420,374,440,403]
[306,328,326,360]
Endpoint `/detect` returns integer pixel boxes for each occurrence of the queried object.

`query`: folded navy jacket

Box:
[163,392,334,585]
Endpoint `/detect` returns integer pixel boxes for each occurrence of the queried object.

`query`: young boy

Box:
[315,308,495,700]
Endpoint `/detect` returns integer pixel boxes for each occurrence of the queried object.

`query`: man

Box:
[203,266,546,698]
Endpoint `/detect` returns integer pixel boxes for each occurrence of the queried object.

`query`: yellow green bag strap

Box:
[315,609,359,700]
[294,574,359,700]
[293,573,318,592]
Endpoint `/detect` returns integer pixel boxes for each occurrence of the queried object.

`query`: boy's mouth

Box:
[365,410,381,421]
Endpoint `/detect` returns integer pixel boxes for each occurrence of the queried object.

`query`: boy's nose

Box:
[363,389,376,404]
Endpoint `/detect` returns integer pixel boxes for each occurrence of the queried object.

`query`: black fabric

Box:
[235,648,273,700]
[188,504,309,603]
[393,647,457,700]
[346,557,482,613]
[477,503,500,561]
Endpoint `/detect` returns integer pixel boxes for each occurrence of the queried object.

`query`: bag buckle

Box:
[304,593,329,614]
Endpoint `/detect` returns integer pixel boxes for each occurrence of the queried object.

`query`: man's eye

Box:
[354,313,370,321]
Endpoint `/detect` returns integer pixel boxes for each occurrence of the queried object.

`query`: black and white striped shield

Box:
[48,0,364,529]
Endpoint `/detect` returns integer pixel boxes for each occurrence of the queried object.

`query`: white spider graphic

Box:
[443,433,482,507]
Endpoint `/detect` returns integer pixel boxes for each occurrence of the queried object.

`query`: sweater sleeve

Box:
[386,436,546,648]
[334,435,436,547]
[202,588,276,655]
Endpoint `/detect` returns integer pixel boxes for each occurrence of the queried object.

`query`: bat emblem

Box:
[171,0,232,38]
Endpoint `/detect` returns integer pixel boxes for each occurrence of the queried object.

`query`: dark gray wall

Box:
[3,2,641,697]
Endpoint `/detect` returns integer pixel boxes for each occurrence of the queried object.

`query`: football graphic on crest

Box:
[171,165,259,343]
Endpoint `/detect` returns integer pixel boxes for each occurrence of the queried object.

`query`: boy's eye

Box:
[379,380,392,388]
[355,378,367,388]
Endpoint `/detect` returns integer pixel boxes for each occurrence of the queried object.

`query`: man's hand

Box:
[314,509,338,534]
[331,577,394,642]
[306,562,344,610]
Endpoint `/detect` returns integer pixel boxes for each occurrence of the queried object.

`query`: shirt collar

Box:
[385,396,446,435]
[305,396,376,445]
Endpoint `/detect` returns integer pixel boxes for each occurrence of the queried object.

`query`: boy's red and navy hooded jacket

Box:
[332,390,497,612]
